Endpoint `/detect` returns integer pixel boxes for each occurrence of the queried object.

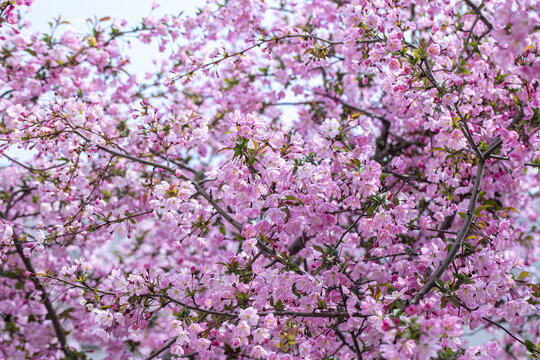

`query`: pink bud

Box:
[381,319,392,331]
[405,305,418,316]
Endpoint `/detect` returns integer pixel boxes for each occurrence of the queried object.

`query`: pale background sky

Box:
[26,0,202,75]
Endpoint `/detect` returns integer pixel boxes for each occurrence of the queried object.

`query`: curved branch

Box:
[412,159,485,304]
[69,128,275,256]
[14,240,77,359]
[411,110,526,304]
[45,275,357,320]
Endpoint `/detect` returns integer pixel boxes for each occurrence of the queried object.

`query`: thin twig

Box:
[455,105,483,159]
[463,0,493,30]
[2,153,68,172]
[44,275,358,320]
[69,128,275,256]
[146,337,177,360]
[175,34,379,81]
[490,154,540,168]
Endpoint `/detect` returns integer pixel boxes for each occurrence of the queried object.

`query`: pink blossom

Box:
[238,306,259,326]
[427,43,441,57]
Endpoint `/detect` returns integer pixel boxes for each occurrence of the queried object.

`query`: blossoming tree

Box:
[0,0,539,359]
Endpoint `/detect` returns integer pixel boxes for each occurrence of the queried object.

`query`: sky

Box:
[26,0,202,75]
[27,0,201,30]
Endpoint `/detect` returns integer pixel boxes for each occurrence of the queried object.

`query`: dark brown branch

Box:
[374,117,391,162]
[174,34,378,81]
[438,214,457,238]
[70,128,275,256]
[412,159,485,304]
[351,330,363,360]
[457,118,483,159]
[45,275,357,320]
[454,15,481,72]
[311,91,393,162]
[2,153,68,173]
[463,0,493,30]
[411,109,527,304]
[490,154,540,168]
[450,294,536,352]
[263,310,353,318]
[146,337,177,360]
[14,240,77,359]
[97,145,240,225]
[288,232,308,256]
[483,110,522,158]
[482,317,528,348]
[334,328,357,353]
[363,252,419,262]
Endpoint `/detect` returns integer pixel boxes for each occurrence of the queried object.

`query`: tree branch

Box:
[463,0,493,30]
[45,275,358,320]
[69,128,276,255]
[411,159,485,304]
[14,239,77,359]
[411,110,526,304]
[146,337,177,360]
[490,154,540,168]
[457,117,483,159]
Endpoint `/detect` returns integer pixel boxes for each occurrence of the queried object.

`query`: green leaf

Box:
[527,283,540,293]
[281,207,291,223]
[434,278,445,290]
[503,206,519,214]
[284,195,303,205]
[524,340,536,353]
[474,204,492,217]
[24,48,37,56]
[447,296,461,309]
[351,158,361,168]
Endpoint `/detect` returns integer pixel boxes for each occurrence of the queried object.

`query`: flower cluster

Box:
[0,0,539,359]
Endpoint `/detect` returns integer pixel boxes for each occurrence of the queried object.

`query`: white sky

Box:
[26,0,202,74]
[27,0,201,29]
